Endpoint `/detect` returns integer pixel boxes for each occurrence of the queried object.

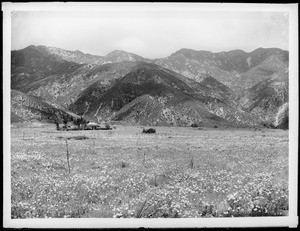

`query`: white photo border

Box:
[2,2,298,228]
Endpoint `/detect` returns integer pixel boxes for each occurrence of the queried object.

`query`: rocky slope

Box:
[154,47,289,127]
[11,46,149,107]
[274,102,289,129]
[239,70,288,126]
[155,47,288,94]
[41,45,103,64]
[11,45,84,90]
[70,62,258,127]
[11,89,79,123]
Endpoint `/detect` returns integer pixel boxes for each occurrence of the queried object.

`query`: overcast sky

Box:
[11,3,289,59]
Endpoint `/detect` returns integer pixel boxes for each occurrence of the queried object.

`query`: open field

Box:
[10,123,289,218]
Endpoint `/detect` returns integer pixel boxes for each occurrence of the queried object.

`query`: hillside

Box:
[21,61,142,108]
[11,46,150,108]
[239,73,288,126]
[11,89,79,123]
[155,47,288,94]
[233,48,289,93]
[70,62,258,127]
[11,45,84,90]
[111,94,230,127]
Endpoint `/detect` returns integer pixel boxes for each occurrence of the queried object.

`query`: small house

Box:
[86,122,100,130]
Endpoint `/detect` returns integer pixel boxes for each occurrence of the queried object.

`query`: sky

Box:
[10,3,289,59]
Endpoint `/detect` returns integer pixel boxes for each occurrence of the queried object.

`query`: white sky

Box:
[10,3,289,59]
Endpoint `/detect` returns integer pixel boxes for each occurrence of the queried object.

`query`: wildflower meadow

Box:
[10,123,289,218]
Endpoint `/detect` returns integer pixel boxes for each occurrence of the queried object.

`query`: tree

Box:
[54,119,60,131]
[73,116,88,130]
[73,117,82,130]
[62,115,68,128]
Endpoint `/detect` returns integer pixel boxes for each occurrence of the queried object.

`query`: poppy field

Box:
[10,123,289,218]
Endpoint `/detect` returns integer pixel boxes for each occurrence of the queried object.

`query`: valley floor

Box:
[10,123,289,218]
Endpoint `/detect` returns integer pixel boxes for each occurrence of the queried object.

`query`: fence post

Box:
[66,139,71,174]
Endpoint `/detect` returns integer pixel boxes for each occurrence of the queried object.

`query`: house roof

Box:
[87,122,99,126]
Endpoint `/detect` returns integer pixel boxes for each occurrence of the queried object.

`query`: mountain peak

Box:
[104,50,146,63]
[226,49,247,55]
[170,49,214,60]
[171,48,197,56]
[106,49,135,57]
[22,45,42,52]
[250,47,286,54]
[108,49,126,53]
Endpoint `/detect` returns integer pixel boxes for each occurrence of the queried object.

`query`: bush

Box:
[66,136,89,140]
[263,122,275,129]
[142,128,156,134]
[120,161,129,168]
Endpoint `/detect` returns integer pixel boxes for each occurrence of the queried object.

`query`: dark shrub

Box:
[142,128,156,134]
[121,161,129,168]
[65,136,89,140]
[263,122,275,129]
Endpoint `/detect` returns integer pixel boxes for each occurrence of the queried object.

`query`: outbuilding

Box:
[86,122,100,130]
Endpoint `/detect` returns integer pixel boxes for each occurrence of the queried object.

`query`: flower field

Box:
[10,123,289,218]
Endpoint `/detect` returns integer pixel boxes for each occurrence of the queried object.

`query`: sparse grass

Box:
[68,136,89,140]
[57,135,89,140]
[10,124,289,218]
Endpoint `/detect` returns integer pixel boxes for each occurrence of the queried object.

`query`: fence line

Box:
[11,131,54,140]
[11,130,112,140]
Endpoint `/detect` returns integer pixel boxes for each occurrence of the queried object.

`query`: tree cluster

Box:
[73,116,89,130]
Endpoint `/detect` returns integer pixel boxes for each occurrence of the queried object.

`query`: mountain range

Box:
[10,45,289,128]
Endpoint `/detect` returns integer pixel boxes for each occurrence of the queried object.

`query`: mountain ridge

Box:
[10,45,289,128]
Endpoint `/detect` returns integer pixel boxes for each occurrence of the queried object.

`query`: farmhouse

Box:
[86,122,100,130]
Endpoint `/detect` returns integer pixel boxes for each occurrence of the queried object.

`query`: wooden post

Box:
[66,139,71,174]
[143,152,146,166]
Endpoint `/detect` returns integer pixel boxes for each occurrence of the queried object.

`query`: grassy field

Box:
[10,123,289,218]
